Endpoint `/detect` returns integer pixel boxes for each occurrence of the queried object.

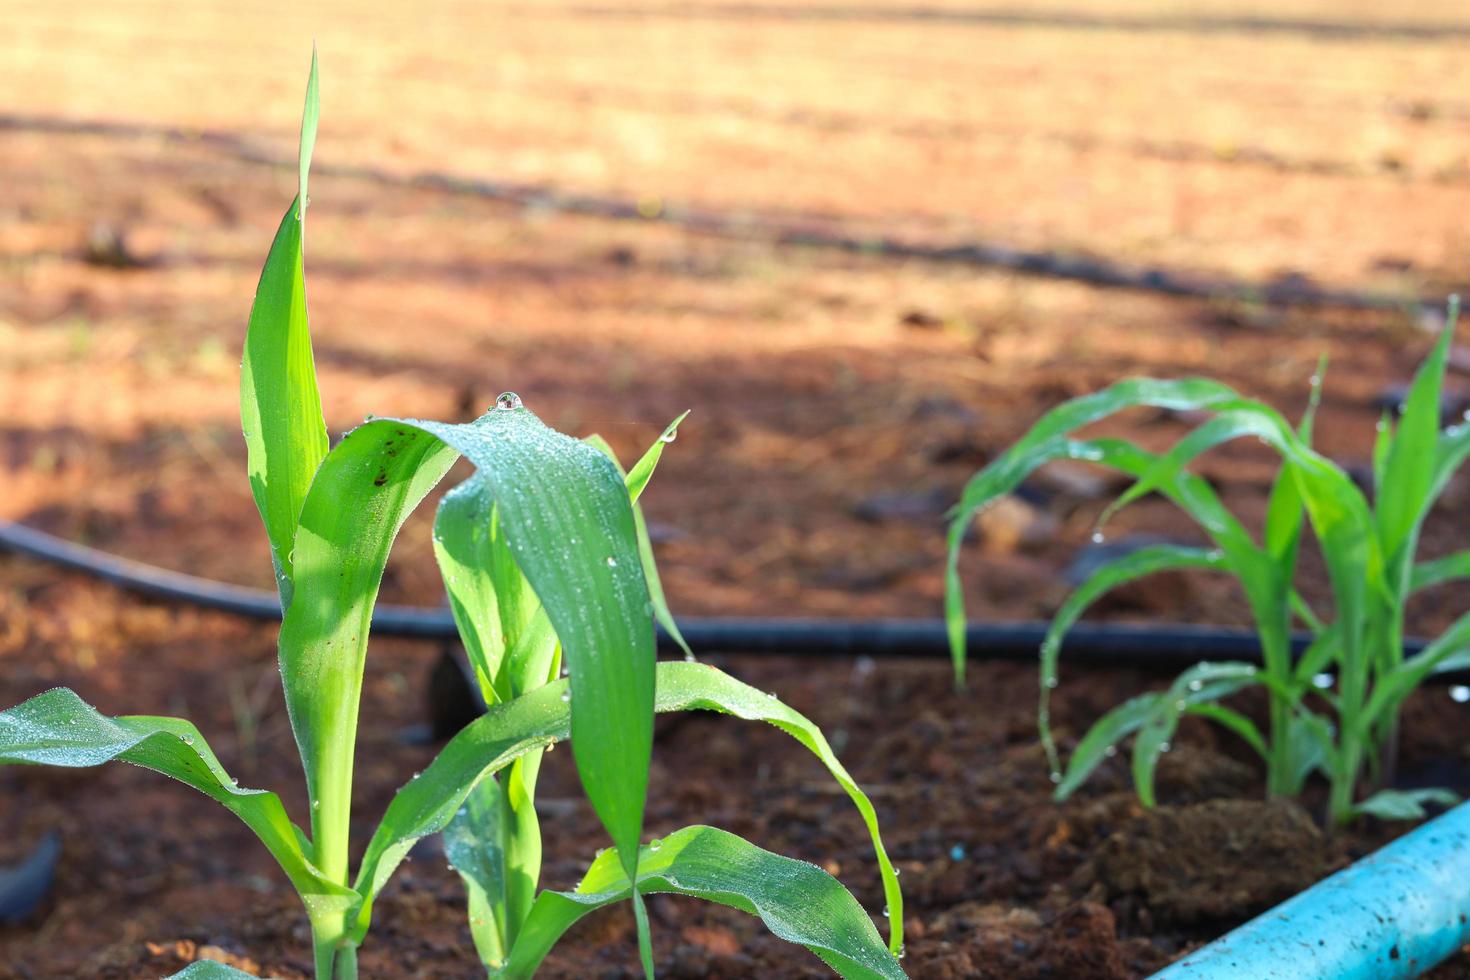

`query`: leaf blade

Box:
[0,688,354,917]
[505,826,906,980]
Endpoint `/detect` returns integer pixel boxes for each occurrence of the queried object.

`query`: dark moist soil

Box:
[5,624,1470,979]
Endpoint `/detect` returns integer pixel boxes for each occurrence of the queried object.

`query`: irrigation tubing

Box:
[4,519,1461,682]
[540,4,1470,42]
[0,113,1451,316]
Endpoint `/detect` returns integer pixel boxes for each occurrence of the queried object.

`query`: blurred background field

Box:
[4,2,1470,977]
[4,0,1469,634]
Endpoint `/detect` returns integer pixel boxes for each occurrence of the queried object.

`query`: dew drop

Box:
[659,429,677,444]
[1159,741,1171,753]
[882,908,890,918]
[766,691,778,699]
[1312,672,1335,690]
[605,556,618,568]
[1044,676,1059,689]
[495,392,524,411]
[1187,680,1204,692]
[1049,770,1062,784]
[683,651,697,662]
[649,839,662,853]
[311,799,321,810]
[1451,685,1470,704]
[561,691,571,703]
[180,734,195,746]
[1104,745,1117,758]
[1090,530,1106,544]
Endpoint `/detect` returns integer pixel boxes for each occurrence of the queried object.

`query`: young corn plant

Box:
[0,55,904,979]
[945,299,1469,827]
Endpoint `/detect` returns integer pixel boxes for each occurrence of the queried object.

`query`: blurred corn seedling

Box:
[946,299,1467,828]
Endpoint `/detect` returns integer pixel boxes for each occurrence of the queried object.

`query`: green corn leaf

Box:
[0,688,356,919]
[240,52,328,606]
[585,417,694,661]
[353,662,901,953]
[1291,623,1341,686]
[625,412,689,501]
[1130,663,1262,807]
[445,776,511,967]
[1090,405,1383,696]
[504,825,907,980]
[1038,544,1229,777]
[1054,692,1160,800]
[432,478,556,952]
[1431,421,1470,504]
[298,45,319,214]
[944,393,1261,684]
[1365,609,1470,726]
[433,476,557,704]
[1183,703,1268,759]
[1353,787,1460,821]
[278,420,459,886]
[284,405,656,918]
[1282,710,1335,793]
[1410,550,1470,593]
[1261,362,1319,568]
[1373,411,1394,499]
[165,963,272,980]
[350,681,566,939]
[1131,711,1176,808]
[944,376,1264,684]
[1377,300,1457,580]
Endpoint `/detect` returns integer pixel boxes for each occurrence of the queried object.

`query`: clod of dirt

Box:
[973,494,1058,556]
[910,900,1129,980]
[1153,745,1257,804]
[1084,799,1326,927]
[1023,461,1128,504]
[853,488,951,524]
[82,222,149,270]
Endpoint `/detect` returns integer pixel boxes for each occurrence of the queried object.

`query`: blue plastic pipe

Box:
[1154,802,1470,979]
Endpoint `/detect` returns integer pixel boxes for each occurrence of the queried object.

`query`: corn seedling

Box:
[0,55,903,979]
[946,300,1468,827]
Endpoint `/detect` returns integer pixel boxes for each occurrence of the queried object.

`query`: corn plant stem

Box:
[1332,655,1370,827]
[1265,695,1293,798]
[309,920,355,980]
[1259,610,1296,800]
[307,747,357,980]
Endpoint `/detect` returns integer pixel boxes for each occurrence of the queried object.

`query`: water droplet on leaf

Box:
[495,392,523,411]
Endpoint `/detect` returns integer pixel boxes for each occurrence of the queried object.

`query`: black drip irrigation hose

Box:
[543,4,1470,42]
[0,113,1451,316]
[4,519,1461,682]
